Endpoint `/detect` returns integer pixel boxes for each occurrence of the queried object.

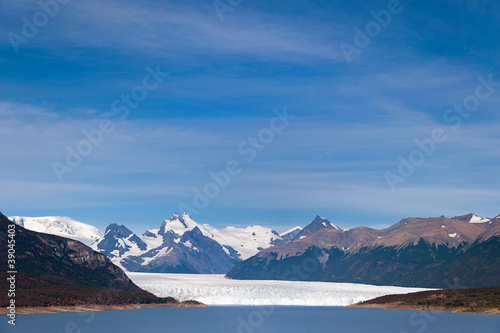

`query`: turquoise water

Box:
[2,306,499,333]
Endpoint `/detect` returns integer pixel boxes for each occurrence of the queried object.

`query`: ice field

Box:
[128,273,432,306]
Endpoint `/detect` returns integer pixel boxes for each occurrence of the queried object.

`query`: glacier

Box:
[127,272,433,306]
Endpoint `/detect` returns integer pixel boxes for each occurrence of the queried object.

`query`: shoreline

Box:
[348,287,500,315]
[0,302,207,315]
[348,302,500,315]
[3,302,498,315]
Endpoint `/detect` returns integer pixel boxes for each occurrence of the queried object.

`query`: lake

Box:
[3,306,499,333]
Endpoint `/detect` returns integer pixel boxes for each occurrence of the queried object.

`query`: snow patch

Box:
[141,247,173,266]
[329,222,340,230]
[469,214,490,224]
[116,238,126,249]
[221,246,231,256]
[448,233,457,238]
[140,229,163,249]
[280,226,302,237]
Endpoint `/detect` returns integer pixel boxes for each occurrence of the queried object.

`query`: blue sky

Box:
[1,0,499,233]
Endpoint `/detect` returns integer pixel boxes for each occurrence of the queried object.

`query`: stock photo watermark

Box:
[178,106,295,215]
[213,0,244,21]
[7,0,71,54]
[339,0,408,63]
[385,73,500,191]
[52,65,168,182]
[6,223,17,326]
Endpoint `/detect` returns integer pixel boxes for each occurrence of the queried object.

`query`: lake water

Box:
[3,306,499,333]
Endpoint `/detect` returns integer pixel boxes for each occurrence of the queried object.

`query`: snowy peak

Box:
[303,215,339,233]
[310,215,340,230]
[243,225,280,238]
[92,223,148,261]
[105,223,134,238]
[213,224,283,259]
[159,214,285,260]
[452,213,491,224]
[104,213,287,273]
[9,215,103,246]
[159,212,200,236]
[313,215,340,229]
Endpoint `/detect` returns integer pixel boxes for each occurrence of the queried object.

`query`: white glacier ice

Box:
[127,273,433,306]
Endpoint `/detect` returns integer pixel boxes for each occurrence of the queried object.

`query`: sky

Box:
[0,0,499,234]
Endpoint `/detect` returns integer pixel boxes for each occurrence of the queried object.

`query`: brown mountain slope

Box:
[257,216,498,259]
[474,216,500,241]
[227,214,500,288]
[372,217,496,248]
[258,226,380,260]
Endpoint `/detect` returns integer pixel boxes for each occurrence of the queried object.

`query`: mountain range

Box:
[8,212,500,288]
[9,213,303,274]
[93,213,308,274]
[226,214,500,288]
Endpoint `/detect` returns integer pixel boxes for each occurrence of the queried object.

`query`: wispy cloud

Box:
[1,0,344,62]
[1,101,498,223]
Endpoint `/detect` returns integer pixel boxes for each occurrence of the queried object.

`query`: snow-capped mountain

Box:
[9,216,103,246]
[92,213,285,273]
[7,213,341,274]
[201,224,282,260]
[130,225,240,274]
[142,213,282,260]
[292,215,340,240]
[93,223,148,259]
